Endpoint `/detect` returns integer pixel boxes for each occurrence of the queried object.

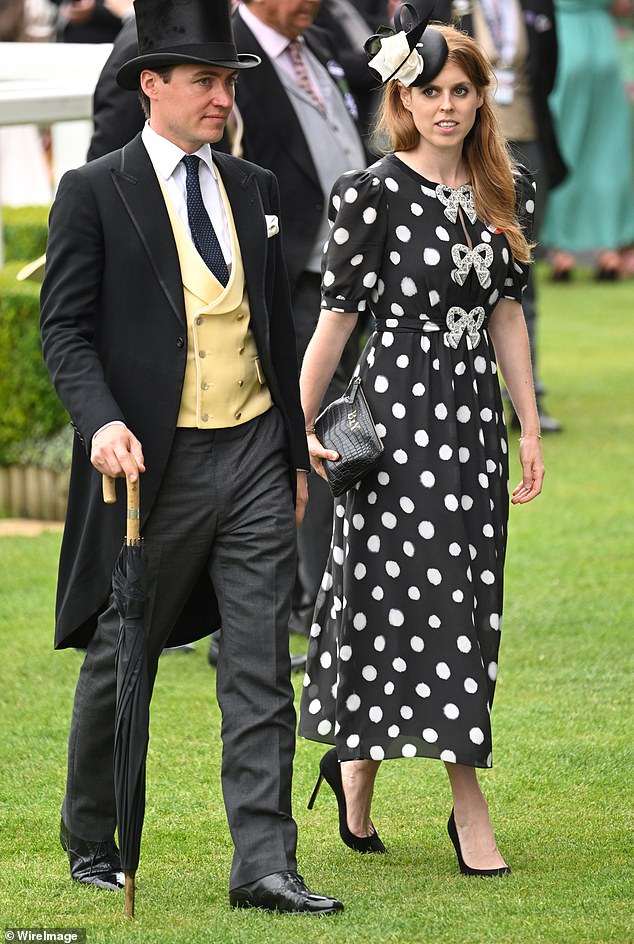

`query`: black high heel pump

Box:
[447,809,510,877]
[308,748,386,853]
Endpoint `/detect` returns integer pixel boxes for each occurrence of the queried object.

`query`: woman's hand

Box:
[511,435,544,504]
[307,432,339,481]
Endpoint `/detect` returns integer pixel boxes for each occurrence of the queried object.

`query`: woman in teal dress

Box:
[541,0,634,279]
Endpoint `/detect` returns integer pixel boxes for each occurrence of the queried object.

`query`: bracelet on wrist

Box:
[305,426,316,435]
[518,433,542,442]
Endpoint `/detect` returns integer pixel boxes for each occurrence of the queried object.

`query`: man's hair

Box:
[137,66,175,118]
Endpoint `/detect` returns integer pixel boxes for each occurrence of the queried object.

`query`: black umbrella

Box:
[103,473,149,919]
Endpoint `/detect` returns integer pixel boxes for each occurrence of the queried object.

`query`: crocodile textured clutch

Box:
[315,376,384,497]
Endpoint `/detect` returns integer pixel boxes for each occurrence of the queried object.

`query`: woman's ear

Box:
[398,82,412,112]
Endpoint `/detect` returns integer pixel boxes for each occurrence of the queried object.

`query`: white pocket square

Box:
[265,214,279,238]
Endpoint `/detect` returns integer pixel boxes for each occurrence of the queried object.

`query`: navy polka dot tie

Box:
[182,154,229,286]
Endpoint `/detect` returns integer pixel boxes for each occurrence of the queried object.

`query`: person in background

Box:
[40,0,343,915]
[0,0,53,207]
[353,0,387,30]
[52,0,125,43]
[24,0,57,39]
[233,0,368,638]
[103,0,133,17]
[0,0,28,38]
[86,10,143,160]
[298,3,543,875]
[541,0,634,281]
[314,0,381,143]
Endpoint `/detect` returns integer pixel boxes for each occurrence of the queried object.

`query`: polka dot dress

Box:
[298,155,533,769]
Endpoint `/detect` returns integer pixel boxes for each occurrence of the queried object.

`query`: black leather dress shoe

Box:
[60,819,124,891]
[229,870,343,914]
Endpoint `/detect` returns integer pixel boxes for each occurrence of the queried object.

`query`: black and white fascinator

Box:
[365,2,449,88]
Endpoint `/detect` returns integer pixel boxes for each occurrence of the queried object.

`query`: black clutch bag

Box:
[315,376,384,498]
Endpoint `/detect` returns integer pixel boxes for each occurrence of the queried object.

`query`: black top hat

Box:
[365,2,448,88]
[117,0,260,90]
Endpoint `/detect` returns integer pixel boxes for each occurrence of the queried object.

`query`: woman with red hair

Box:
[299,4,544,876]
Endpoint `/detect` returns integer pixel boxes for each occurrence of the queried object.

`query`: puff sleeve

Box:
[320,169,388,314]
[503,169,536,302]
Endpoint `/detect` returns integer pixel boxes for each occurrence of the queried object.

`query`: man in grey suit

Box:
[233,0,367,638]
[40,0,343,915]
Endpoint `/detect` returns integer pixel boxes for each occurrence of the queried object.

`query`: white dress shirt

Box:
[141,121,233,266]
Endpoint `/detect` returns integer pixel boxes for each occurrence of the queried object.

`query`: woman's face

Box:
[398,61,483,150]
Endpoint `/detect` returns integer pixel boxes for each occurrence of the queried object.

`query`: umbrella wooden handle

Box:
[126,476,140,545]
[102,475,117,504]
[102,474,140,544]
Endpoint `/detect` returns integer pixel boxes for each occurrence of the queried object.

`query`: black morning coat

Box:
[40,136,309,650]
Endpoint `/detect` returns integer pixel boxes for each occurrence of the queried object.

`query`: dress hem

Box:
[298,732,493,770]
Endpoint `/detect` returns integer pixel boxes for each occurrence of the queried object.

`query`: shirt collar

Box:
[141,121,218,182]
[238,2,301,60]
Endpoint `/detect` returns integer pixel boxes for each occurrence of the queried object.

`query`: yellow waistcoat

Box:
[159,172,273,428]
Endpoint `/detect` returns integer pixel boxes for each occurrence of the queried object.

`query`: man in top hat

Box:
[40,0,343,915]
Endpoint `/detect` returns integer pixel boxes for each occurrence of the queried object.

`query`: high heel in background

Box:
[551,266,574,283]
[596,251,621,281]
[447,810,510,877]
[308,748,386,854]
[549,251,575,282]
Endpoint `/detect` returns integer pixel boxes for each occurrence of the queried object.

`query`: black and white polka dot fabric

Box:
[298,154,533,769]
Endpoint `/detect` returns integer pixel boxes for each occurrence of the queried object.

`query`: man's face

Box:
[141,64,237,152]
[250,0,320,40]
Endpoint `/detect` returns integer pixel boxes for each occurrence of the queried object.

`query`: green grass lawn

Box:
[1,267,632,943]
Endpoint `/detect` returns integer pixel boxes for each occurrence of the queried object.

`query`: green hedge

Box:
[2,205,49,262]
[0,263,68,465]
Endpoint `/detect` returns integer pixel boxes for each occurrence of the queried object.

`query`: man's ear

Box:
[140,70,160,102]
